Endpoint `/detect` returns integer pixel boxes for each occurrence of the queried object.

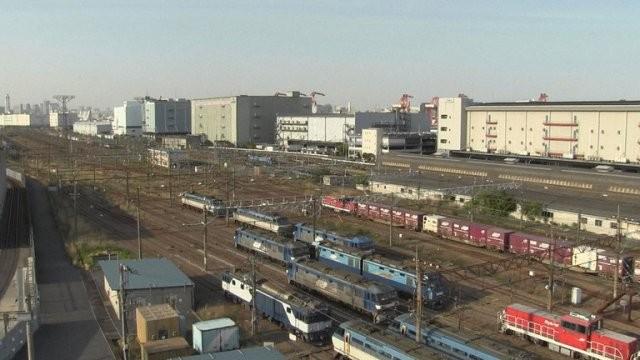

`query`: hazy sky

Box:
[2,1,639,110]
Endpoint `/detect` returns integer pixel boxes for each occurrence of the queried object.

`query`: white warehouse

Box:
[73,121,112,136]
[437,98,640,164]
[113,100,144,136]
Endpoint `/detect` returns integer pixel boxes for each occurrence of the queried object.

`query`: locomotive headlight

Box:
[375,305,382,310]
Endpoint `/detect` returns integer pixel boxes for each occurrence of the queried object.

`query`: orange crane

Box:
[399,93,413,112]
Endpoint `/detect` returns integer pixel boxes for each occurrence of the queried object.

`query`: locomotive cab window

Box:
[286,307,292,314]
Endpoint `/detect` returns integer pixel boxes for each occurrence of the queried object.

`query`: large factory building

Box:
[191,92,311,146]
[437,98,640,164]
[143,97,191,134]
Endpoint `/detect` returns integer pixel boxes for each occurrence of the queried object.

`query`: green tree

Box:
[520,200,543,221]
[465,189,517,218]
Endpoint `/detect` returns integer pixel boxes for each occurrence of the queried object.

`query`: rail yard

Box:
[3,128,640,360]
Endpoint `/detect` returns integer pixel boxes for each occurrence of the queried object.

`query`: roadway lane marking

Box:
[560,169,640,180]
[418,165,487,177]
[498,174,593,189]
[608,186,640,196]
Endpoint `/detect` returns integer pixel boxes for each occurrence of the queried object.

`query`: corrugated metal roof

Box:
[193,318,236,331]
[99,258,194,291]
[171,346,285,360]
[137,304,179,321]
[143,337,190,353]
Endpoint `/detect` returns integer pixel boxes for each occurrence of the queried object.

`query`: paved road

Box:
[20,180,114,360]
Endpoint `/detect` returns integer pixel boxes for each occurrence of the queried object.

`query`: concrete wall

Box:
[144,99,191,134]
[362,128,383,158]
[465,106,640,163]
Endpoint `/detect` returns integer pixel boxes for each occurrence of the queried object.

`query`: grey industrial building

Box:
[143,97,191,134]
[191,92,311,146]
[99,258,194,331]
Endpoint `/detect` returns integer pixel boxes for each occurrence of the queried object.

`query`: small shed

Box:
[193,318,240,353]
[137,304,180,344]
[141,336,192,360]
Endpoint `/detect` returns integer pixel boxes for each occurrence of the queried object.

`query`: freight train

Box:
[179,191,225,216]
[287,259,399,323]
[499,303,640,360]
[332,320,440,360]
[316,243,447,308]
[234,228,310,264]
[322,196,639,281]
[233,208,292,235]
[293,223,375,252]
[221,271,332,343]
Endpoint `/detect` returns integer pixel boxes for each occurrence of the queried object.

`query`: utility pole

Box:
[250,255,257,336]
[547,231,556,311]
[125,163,130,205]
[312,196,317,243]
[415,246,422,343]
[389,192,394,247]
[202,208,208,271]
[137,187,141,260]
[119,264,129,360]
[73,180,78,249]
[26,292,34,360]
[613,205,621,299]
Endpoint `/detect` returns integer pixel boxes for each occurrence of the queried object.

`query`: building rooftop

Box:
[171,346,285,360]
[193,318,236,331]
[142,336,190,354]
[137,304,179,321]
[467,100,640,111]
[99,258,194,291]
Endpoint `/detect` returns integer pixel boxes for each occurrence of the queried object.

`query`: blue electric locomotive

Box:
[317,243,447,308]
[292,223,374,252]
[287,259,398,323]
[390,313,528,360]
[221,271,332,343]
[332,320,441,359]
[234,228,310,264]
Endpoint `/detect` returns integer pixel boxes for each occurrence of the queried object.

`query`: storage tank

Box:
[571,287,582,305]
[192,318,240,353]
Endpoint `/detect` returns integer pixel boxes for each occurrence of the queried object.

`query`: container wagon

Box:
[499,303,640,360]
[292,223,375,252]
[233,208,291,235]
[234,228,309,264]
[332,320,441,360]
[356,202,424,231]
[287,259,398,323]
[321,196,357,214]
[316,243,447,308]
[221,271,332,343]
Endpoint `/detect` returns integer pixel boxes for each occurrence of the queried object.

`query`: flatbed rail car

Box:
[221,271,332,343]
[287,259,398,323]
[233,208,292,235]
[332,320,443,360]
[499,303,640,360]
[292,223,375,252]
[234,227,310,264]
[317,243,447,308]
[179,191,225,216]
[390,313,527,360]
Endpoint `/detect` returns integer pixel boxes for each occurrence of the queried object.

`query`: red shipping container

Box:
[438,218,454,238]
[357,203,368,217]
[469,223,490,248]
[553,241,573,265]
[392,209,405,227]
[451,220,471,244]
[404,211,424,231]
[486,228,512,252]
[508,232,533,255]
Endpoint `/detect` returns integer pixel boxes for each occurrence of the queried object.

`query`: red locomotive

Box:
[499,303,639,360]
[321,196,357,214]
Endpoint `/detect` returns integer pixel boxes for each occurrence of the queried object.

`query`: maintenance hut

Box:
[99,258,194,331]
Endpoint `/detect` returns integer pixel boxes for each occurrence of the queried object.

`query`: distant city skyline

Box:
[2,1,639,110]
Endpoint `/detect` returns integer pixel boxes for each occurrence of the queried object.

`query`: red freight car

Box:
[508,232,534,255]
[500,303,639,360]
[402,210,424,232]
[469,223,490,248]
[437,217,454,238]
[596,251,635,279]
[451,220,472,245]
[321,196,357,214]
[486,228,512,252]
[526,237,573,265]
